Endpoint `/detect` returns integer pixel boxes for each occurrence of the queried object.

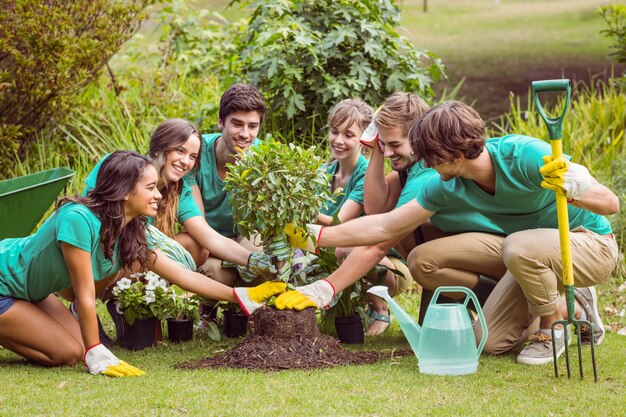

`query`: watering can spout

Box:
[367,286,421,353]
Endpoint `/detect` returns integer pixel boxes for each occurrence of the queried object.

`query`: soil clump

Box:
[177,307,410,371]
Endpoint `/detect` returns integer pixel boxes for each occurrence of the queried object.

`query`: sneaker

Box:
[517,330,567,366]
[574,286,605,346]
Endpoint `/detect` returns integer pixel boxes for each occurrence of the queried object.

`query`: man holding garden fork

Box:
[280,101,618,366]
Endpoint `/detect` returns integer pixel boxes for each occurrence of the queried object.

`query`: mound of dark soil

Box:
[177,307,410,371]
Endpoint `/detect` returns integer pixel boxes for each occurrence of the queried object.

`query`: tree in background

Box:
[232,0,445,141]
[0,0,152,178]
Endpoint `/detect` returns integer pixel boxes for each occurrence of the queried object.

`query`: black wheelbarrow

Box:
[0,167,75,239]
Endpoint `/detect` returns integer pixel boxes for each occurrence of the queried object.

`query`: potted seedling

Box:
[163,290,200,343]
[329,285,368,344]
[222,303,249,338]
[181,136,397,370]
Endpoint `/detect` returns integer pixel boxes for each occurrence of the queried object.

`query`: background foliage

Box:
[600,4,626,70]
[231,0,444,141]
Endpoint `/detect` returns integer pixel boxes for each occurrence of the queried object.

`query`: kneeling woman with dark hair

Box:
[0,151,284,377]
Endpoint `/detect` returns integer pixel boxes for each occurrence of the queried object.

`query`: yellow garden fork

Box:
[532,79,598,382]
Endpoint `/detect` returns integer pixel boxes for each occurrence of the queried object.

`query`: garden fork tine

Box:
[531,79,598,382]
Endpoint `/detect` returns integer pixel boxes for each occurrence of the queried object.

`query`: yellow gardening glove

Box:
[247,281,287,303]
[84,343,145,377]
[274,291,318,310]
[233,281,287,316]
[539,155,592,200]
[282,223,323,253]
[101,361,145,377]
[275,280,335,310]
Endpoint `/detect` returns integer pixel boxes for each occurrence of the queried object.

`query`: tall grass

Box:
[3,66,223,202]
[492,78,625,176]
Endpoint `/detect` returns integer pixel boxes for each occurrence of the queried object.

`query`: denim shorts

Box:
[0,295,16,315]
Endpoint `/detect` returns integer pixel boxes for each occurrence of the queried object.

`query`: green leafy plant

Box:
[162,289,201,322]
[224,135,334,281]
[600,4,626,87]
[0,0,152,179]
[153,0,247,83]
[111,271,172,325]
[231,0,445,141]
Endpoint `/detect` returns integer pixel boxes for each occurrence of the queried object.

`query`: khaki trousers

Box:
[481,227,618,354]
[409,232,507,295]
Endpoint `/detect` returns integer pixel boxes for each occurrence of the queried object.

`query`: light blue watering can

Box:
[367,285,488,375]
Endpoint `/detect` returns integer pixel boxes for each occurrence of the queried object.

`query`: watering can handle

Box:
[431,286,488,356]
[531,79,570,141]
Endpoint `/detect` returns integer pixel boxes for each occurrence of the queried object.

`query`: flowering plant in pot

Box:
[112,271,171,324]
[111,271,171,350]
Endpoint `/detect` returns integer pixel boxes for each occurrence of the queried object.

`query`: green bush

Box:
[0,0,152,179]
[224,135,332,247]
[232,0,445,142]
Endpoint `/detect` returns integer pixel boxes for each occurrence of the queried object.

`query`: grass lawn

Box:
[1,291,624,416]
[2,1,625,415]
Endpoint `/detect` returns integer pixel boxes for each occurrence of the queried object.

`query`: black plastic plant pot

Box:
[119,317,157,351]
[106,300,127,341]
[223,310,248,338]
[167,318,194,343]
[334,314,365,344]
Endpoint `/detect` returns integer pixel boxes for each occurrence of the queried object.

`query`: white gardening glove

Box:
[539,156,593,200]
[84,343,144,377]
[282,223,323,253]
[359,119,379,148]
[359,105,382,148]
[274,279,336,310]
[233,281,287,316]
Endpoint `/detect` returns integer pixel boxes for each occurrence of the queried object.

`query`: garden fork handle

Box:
[531,79,575,320]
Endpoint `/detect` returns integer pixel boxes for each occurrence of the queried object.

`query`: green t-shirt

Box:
[416,135,612,235]
[320,154,368,216]
[398,162,503,234]
[83,154,201,225]
[0,203,120,301]
[183,133,261,238]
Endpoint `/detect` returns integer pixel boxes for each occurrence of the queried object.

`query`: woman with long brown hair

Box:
[0,151,284,376]
[84,119,276,277]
